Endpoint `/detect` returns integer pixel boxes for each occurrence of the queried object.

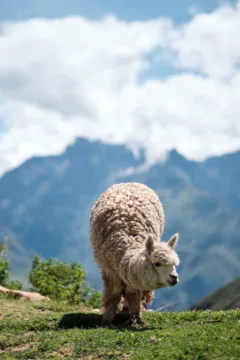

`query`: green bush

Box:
[28,254,102,307]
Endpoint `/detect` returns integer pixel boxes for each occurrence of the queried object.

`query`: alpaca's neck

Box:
[119,247,150,290]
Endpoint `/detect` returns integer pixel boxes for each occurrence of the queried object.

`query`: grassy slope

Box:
[0,299,239,360]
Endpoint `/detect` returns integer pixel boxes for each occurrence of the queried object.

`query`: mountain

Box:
[0,138,144,283]
[190,276,240,310]
[0,137,240,309]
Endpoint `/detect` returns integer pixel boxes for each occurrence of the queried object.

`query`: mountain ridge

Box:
[0,137,240,309]
[190,276,240,310]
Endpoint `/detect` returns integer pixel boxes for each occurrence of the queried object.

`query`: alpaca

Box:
[90,182,180,324]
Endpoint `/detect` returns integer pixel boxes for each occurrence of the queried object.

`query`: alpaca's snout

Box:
[169,274,179,286]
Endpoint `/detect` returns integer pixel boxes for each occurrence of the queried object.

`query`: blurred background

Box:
[0,0,240,311]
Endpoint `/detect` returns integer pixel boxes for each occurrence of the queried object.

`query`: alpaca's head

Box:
[142,233,180,290]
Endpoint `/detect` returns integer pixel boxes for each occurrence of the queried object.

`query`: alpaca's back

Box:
[90,182,165,272]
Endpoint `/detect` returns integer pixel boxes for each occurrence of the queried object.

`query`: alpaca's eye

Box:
[154,262,161,267]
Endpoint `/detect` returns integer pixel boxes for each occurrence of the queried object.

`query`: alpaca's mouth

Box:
[167,278,178,286]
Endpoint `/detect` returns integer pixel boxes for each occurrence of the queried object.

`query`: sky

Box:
[0,0,240,175]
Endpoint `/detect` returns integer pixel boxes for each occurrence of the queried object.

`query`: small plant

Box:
[7,279,23,290]
[0,241,10,285]
[85,288,102,308]
[0,238,23,289]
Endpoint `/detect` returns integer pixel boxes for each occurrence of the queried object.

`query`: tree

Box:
[28,254,101,306]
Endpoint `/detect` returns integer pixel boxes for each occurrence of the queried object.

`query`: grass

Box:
[0,299,239,359]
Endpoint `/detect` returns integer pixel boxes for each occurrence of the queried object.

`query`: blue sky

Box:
[0,0,240,175]
[0,0,236,22]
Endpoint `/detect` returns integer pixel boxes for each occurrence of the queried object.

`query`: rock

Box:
[0,285,50,301]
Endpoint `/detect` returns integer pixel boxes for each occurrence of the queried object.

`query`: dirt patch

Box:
[9,342,37,353]
[24,331,36,337]
[51,346,73,358]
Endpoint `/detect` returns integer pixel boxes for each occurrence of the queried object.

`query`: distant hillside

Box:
[0,137,240,309]
[190,276,240,311]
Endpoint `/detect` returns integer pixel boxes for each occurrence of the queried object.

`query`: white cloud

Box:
[188,4,201,17]
[0,2,240,175]
[166,3,240,79]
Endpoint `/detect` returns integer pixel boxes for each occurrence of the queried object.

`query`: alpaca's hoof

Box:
[135,317,145,326]
[118,308,130,318]
[102,312,116,326]
[129,314,145,326]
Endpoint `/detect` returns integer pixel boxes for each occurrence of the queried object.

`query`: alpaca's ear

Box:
[145,234,154,254]
[167,233,179,249]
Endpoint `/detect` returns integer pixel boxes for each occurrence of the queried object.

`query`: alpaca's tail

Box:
[141,290,155,310]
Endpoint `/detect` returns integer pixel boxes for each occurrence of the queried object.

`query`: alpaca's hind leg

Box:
[124,285,144,325]
[102,271,122,325]
[118,282,130,316]
[120,290,154,315]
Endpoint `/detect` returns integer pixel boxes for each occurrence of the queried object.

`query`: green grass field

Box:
[0,299,239,359]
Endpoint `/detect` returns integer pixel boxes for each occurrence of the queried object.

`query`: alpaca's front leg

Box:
[102,271,122,325]
[125,286,144,325]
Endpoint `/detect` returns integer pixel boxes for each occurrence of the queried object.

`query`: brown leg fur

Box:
[124,285,143,324]
[120,290,155,315]
[102,271,122,325]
